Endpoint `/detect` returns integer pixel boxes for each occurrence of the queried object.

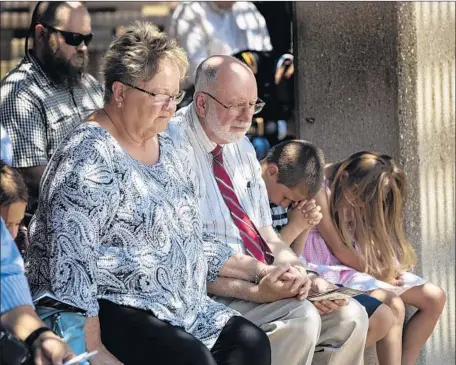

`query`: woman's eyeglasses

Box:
[41,23,94,47]
[120,81,186,105]
[199,91,265,115]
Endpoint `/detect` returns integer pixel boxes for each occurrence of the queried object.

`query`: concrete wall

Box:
[400,3,455,365]
[293,2,455,365]
[292,1,401,160]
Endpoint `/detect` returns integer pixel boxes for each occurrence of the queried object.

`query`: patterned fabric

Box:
[211,145,273,264]
[168,1,272,87]
[270,202,288,232]
[26,123,238,349]
[0,52,103,213]
[0,52,104,168]
[1,216,34,314]
[303,228,426,295]
[166,104,273,255]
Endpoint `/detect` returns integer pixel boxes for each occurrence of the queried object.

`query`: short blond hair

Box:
[100,21,188,103]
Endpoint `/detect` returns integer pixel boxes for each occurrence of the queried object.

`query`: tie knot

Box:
[211,145,223,163]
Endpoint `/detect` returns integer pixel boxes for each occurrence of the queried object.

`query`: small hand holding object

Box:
[312,299,348,315]
[63,351,98,365]
[309,277,348,315]
[389,271,405,286]
[32,330,75,365]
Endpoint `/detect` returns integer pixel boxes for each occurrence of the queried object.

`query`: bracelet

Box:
[255,268,269,285]
[24,327,54,350]
[306,270,320,277]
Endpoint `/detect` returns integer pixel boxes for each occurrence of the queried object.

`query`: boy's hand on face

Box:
[288,199,322,232]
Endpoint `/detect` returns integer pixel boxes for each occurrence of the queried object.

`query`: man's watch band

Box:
[24,327,54,350]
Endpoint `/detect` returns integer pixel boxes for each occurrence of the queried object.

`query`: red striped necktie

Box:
[211,145,273,264]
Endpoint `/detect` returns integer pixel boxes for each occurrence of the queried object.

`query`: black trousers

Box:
[98,300,271,365]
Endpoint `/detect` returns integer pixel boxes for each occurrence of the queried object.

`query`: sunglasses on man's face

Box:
[41,23,94,47]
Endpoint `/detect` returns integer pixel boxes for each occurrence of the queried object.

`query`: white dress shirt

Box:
[167,103,272,254]
[168,1,272,87]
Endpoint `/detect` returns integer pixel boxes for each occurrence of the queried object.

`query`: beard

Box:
[206,106,251,143]
[41,36,88,87]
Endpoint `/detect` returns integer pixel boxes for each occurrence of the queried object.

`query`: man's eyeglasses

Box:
[120,81,186,105]
[200,92,265,115]
[41,23,94,47]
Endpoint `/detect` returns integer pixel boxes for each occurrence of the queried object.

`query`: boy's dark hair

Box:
[0,162,28,207]
[265,139,325,197]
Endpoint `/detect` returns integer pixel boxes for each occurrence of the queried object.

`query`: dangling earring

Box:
[117,102,122,108]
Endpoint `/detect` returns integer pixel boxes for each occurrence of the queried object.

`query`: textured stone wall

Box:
[398,3,455,365]
[293,2,455,365]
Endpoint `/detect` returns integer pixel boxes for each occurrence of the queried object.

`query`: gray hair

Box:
[194,59,219,93]
[100,21,188,103]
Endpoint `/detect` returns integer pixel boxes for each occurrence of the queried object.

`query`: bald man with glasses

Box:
[167,55,369,365]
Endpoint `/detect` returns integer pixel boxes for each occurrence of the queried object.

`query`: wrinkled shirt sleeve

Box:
[29,135,119,317]
[202,232,235,283]
[0,92,49,168]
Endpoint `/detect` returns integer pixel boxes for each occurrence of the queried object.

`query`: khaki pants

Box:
[212,296,369,365]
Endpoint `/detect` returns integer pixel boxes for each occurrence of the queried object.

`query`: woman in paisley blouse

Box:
[26,22,271,365]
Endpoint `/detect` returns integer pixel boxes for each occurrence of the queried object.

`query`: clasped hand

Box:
[257,265,348,314]
[287,199,322,232]
[256,264,310,303]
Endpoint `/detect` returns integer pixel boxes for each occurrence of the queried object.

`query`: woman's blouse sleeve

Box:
[37,134,119,317]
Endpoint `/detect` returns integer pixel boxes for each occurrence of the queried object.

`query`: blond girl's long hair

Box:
[328,151,417,281]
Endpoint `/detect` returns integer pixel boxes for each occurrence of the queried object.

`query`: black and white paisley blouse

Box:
[26,123,238,349]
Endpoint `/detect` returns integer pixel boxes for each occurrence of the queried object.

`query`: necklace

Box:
[102,108,115,124]
[102,108,143,145]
